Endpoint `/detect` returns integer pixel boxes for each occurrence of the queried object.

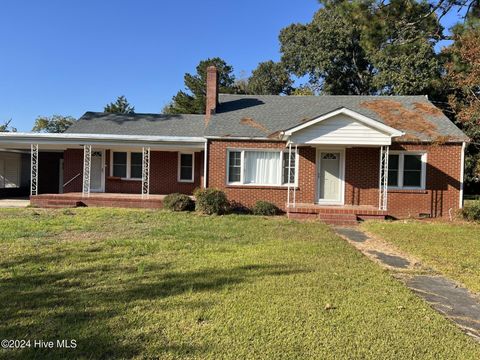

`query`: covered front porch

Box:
[281,107,404,222]
[0,132,206,205]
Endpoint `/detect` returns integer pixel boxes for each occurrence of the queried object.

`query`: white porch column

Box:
[293,144,298,207]
[82,144,92,197]
[142,146,151,198]
[378,146,389,210]
[287,143,292,208]
[30,144,39,196]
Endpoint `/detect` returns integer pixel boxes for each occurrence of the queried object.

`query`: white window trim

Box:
[110,150,142,180]
[178,152,195,183]
[226,148,299,187]
[388,151,427,190]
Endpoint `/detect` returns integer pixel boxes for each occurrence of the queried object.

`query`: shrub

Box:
[163,193,194,212]
[461,202,480,221]
[252,201,279,216]
[194,188,229,215]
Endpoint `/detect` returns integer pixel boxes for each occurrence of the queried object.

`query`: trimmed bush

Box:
[194,188,229,215]
[252,201,279,216]
[461,202,480,221]
[163,193,194,212]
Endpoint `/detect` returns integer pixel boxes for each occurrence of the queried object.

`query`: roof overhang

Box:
[282,108,404,144]
[0,132,206,150]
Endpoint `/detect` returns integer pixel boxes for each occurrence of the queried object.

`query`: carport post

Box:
[30,144,39,196]
[82,144,92,198]
[142,146,150,198]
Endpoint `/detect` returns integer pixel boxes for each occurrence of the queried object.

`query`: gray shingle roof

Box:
[204,94,468,142]
[66,112,205,138]
[68,95,468,143]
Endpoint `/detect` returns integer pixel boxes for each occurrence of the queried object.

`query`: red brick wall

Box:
[63,149,83,193]
[63,141,463,218]
[344,147,380,208]
[386,143,462,218]
[207,140,317,209]
[63,149,203,195]
[208,140,463,218]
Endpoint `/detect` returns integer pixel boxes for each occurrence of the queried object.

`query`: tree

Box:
[32,115,76,133]
[0,119,16,132]
[280,3,374,94]
[444,23,480,191]
[247,61,293,95]
[279,1,443,95]
[163,57,239,114]
[291,85,315,96]
[104,95,135,114]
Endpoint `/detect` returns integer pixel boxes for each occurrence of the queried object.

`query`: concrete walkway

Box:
[334,226,480,342]
[0,197,30,208]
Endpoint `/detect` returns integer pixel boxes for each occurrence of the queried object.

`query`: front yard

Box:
[363,220,480,293]
[0,209,479,359]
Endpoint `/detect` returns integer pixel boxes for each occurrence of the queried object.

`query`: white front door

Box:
[90,151,104,192]
[318,151,343,204]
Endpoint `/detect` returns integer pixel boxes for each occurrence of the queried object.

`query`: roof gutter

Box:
[204,136,284,142]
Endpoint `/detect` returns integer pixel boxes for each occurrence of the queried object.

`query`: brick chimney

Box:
[205,65,218,119]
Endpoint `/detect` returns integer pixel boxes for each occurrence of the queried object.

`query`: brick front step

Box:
[287,204,387,225]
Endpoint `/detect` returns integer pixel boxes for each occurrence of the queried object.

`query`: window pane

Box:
[113,164,126,178]
[388,170,398,186]
[244,151,281,185]
[113,152,127,177]
[129,153,142,178]
[228,151,241,183]
[180,167,192,180]
[179,154,193,181]
[131,165,142,179]
[403,171,421,187]
[131,152,142,166]
[113,152,127,165]
[282,152,296,184]
[228,166,241,182]
[181,153,193,167]
[404,155,422,171]
[229,151,241,166]
[388,154,399,170]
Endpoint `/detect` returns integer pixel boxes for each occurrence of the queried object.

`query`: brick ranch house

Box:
[0,66,468,222]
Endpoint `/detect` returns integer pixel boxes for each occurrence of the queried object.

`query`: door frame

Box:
[316,148,345,205]
[90,149,105,193]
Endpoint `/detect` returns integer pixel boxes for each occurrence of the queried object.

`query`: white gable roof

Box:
[284,108,404,145]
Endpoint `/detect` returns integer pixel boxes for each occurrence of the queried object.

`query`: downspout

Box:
[459,141,466,209]
[203,141,208,189]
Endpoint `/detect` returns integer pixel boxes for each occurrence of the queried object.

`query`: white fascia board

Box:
[283,108,404,138]
[204,136,284,142]
[0,132,206,147]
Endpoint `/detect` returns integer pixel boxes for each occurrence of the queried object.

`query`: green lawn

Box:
[0,209,479,359]
[363,220,480,293]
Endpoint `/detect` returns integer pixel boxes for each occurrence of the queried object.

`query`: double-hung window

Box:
[227,149,297,186]
[178,153,194,182]
[111,151,142,179]
[388,152,426,189]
